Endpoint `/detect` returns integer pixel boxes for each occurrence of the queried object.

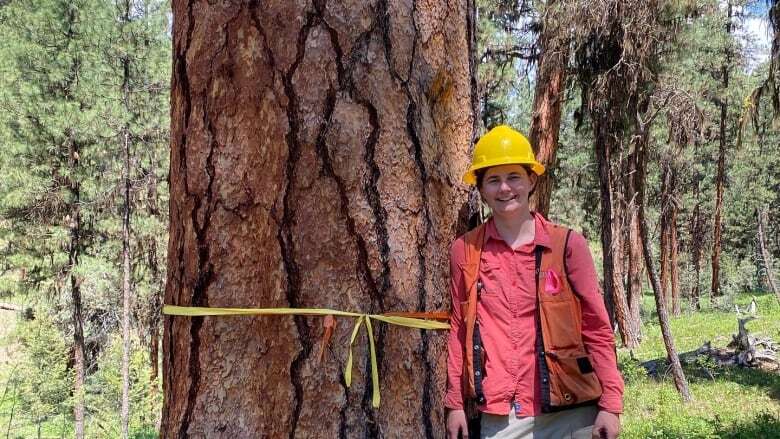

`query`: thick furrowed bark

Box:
[528,1,568,217]
[162,1,474,437]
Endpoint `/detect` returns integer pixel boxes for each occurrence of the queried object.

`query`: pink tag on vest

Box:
[545,269,562,294]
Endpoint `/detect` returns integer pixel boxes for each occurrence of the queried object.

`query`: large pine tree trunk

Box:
[162,2,474,437]
[528,1,568,216]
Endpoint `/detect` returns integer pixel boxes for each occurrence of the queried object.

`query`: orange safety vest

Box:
[459,222,602,413]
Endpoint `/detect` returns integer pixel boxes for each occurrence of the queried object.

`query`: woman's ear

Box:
[529,172,539,190]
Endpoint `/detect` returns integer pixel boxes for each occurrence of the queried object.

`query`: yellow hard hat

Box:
[462,125,545,185]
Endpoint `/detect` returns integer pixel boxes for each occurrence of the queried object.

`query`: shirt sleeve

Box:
[565,231,625,414]
[445,238,468,410]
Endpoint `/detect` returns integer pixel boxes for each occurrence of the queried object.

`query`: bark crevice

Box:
[279,7,317,437]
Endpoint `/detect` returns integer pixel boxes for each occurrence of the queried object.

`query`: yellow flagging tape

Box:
[162,305,449,408]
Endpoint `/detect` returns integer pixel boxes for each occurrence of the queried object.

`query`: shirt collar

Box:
[483,212,553,249]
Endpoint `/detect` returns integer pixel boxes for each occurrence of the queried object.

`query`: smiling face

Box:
[478,164,537,217]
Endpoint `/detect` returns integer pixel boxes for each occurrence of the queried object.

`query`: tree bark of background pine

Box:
[162,1,475,437]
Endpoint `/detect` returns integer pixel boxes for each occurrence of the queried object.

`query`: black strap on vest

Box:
[534,246,553,412]
[472,280,486,406]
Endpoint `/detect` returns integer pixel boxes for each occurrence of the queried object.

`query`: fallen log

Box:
[0,302,34,320]
[640,317,780,375]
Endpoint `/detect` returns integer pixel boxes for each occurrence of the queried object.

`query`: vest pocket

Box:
[546,352,602,407]
[539,298,581,350]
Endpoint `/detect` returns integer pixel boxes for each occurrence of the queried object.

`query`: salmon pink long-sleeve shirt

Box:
[444,214,624,416]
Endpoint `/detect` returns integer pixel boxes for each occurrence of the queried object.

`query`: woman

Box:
[445,126,623,439]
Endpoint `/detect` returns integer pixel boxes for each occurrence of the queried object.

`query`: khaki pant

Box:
[480,405,599,439]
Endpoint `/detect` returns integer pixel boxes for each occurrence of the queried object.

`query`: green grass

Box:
[620,291,780,438]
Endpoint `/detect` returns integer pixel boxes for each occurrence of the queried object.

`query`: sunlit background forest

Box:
[1,0,779,437]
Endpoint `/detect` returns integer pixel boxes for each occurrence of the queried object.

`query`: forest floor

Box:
[621,291,780,438]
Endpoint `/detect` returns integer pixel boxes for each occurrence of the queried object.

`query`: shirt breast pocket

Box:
[479,262,504,298]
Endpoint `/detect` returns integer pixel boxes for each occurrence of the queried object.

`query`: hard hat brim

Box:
[462,159,545,185]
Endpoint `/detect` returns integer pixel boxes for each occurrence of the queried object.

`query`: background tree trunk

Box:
[625,137,648,347]
[595,128,636,348]
[670,201,681,316]
[637,165,692,403]
[120,2,133,437]
[757,206,779,301]
[147,157,163,388]
[162,1,474,437]
[528,1,568,217]
[711,1,733,300]
[149,235,161,386]
[660,214,671,308]
[689,174,704,310]
[659,163,672,310]
[66,131,86,439]
[121,130,132,439]
[627,215,643,341]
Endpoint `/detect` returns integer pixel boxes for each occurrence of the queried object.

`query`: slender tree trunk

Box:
[149,237,161,385]
[162,1,474,437]
[528,0,569,216]
[637,167,692,403]
[147,162,163,386]
[712,1,732,299]
[67,131,86,439]
[57,7,87,437]
[689,175,703,310]
[757,207,780,300]
[660,220,671,308]
[659,163,672,310]
[121,130,132,439]
[670,201,681,316]
[120,2,133,436]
